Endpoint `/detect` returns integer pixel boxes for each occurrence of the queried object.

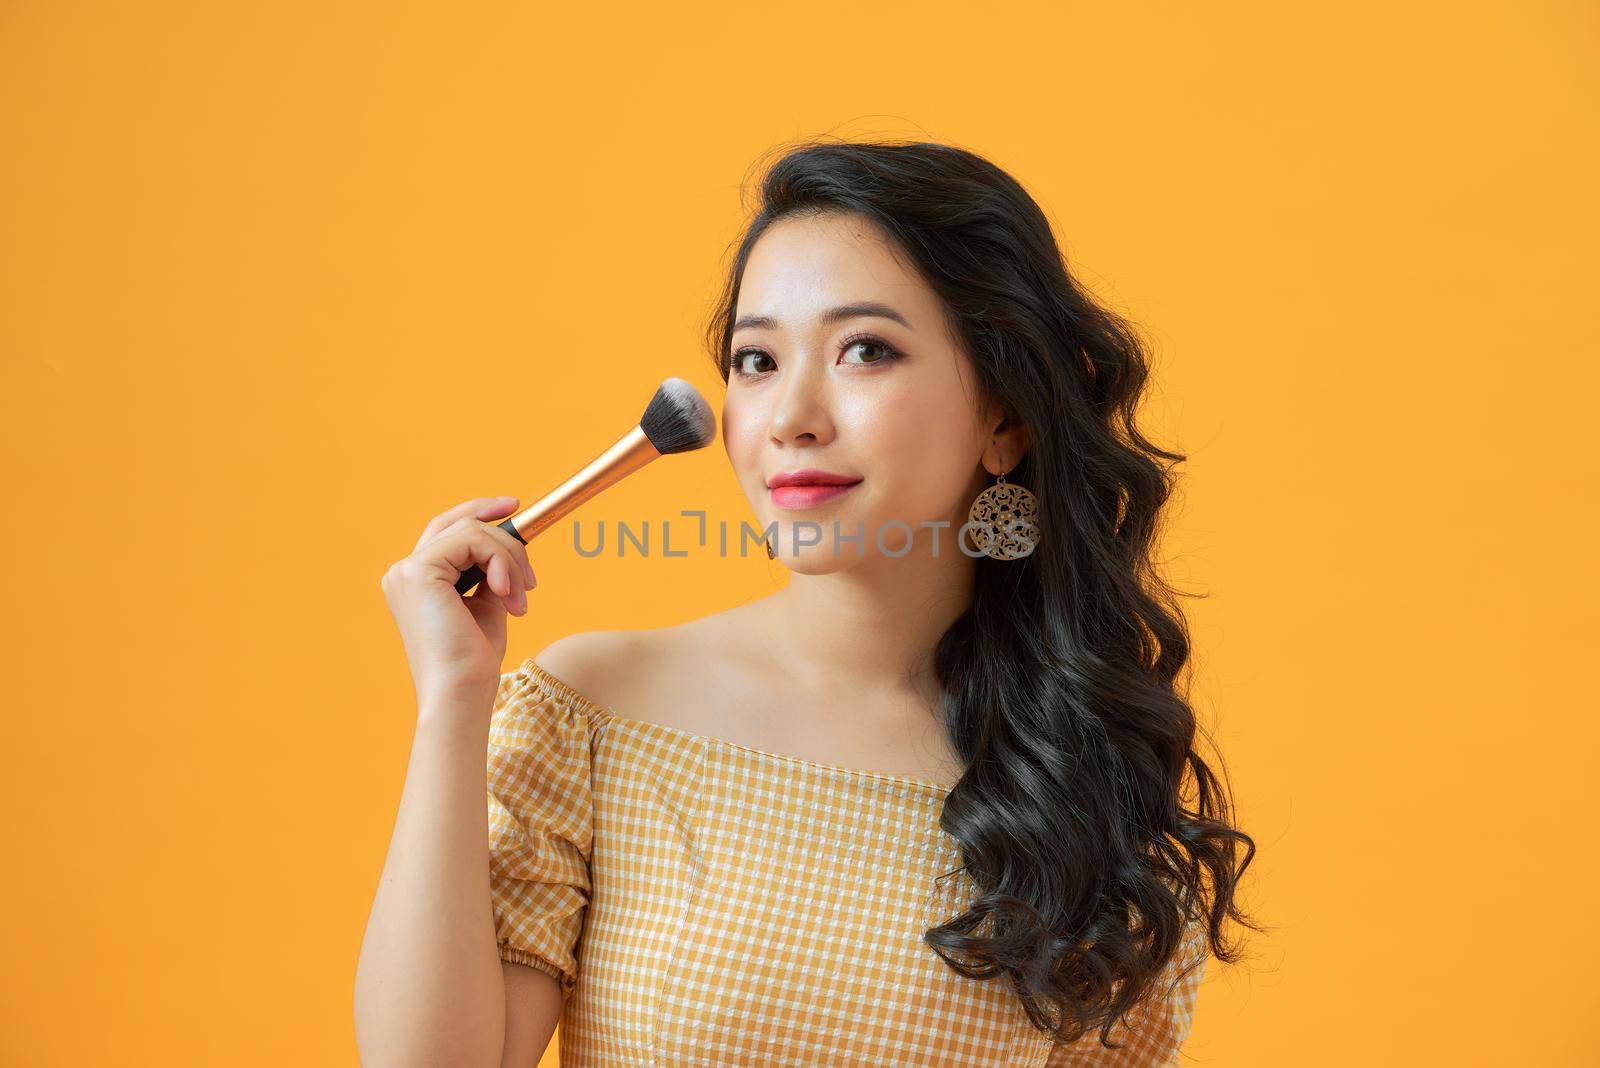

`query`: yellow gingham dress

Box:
[487,656,1207,1067]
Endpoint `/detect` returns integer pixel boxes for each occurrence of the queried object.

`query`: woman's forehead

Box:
[736,216,936,331]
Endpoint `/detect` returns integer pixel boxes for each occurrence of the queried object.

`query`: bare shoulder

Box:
[531,628,652,714]
[529,601,770,729]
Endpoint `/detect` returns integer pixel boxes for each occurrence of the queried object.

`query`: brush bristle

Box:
[639,377,716,455]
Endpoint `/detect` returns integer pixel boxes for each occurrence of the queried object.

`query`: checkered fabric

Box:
[487,657,1206,1067]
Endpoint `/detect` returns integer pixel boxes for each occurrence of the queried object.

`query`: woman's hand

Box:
[381,496,538,708]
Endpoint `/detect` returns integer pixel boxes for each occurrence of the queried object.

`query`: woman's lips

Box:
[769,481,861,509]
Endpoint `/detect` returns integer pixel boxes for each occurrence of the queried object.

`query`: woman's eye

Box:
[840,338,898,365]
[732,350,774,376]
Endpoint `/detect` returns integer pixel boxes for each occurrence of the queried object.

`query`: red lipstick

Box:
[767,468,862,510]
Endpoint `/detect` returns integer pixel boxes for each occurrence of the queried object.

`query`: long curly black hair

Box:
[701,138,1261,1049]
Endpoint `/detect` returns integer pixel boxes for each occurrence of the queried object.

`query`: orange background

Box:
[3,2,1596,1064]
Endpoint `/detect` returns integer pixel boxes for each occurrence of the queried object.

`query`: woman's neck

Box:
[759,551,973,707]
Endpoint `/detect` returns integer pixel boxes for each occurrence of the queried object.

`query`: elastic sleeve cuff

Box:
[497,942,577,997]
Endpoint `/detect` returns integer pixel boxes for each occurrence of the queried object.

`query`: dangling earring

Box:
[765,534,777,560]
[966,461,1040,560]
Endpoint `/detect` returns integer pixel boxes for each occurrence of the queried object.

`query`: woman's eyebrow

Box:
[733,301,913,333]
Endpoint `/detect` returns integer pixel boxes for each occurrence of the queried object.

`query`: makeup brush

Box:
[454,376,718,597]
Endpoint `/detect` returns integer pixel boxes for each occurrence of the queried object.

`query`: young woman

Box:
[356,140,1258,1067]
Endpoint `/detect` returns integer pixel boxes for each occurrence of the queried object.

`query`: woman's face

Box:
[722,210,1002,573]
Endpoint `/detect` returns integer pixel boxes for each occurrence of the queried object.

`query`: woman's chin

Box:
[768,535,925,573]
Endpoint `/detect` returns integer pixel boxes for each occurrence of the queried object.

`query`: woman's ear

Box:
[983,409,1033,474]
[1001,416,1032,466]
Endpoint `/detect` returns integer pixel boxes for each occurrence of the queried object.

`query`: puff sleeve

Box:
[1044,919,1210,1066]
[485,658,599,999]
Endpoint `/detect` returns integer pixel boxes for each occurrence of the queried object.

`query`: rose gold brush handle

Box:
[453,425,662,596]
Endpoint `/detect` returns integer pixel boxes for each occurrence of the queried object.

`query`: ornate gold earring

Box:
[966,463,1040,560]
[765,534,777,560]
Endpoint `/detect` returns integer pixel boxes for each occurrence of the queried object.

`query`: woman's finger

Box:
[432,524,526,614]
[413,496,519,555]
[477,513,537,591]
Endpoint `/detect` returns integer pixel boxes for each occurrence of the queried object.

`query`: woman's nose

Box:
[768,361,835,444]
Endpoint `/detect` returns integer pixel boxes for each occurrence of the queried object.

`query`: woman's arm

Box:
[354,695,559,1066]
[500,961,562,1066]
[357,493,557,1064]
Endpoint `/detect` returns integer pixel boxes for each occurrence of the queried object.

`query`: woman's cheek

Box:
[862,479,935,533]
